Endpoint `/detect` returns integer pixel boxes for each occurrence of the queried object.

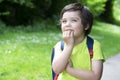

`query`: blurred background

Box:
[0,0,120,80]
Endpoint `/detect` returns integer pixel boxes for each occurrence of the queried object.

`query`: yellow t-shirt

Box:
[54,37,104,80]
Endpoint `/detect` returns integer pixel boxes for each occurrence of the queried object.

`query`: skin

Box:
[52,11,103,80]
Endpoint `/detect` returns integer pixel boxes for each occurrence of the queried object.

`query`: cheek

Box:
[74,26,84,34]
[74,29,80,35]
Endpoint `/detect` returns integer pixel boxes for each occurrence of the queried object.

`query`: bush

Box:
[0,0,51,26]
[80,0,107,17]
[0,0,107,26]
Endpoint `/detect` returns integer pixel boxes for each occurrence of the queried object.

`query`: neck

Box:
[74,35,86,46]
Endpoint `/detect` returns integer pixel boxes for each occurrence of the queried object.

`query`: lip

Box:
[65,29,73,31]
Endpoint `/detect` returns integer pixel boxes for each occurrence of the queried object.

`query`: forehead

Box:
[62,11,80,19]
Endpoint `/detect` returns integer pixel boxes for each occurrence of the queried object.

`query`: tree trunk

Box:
[100,0,115,24]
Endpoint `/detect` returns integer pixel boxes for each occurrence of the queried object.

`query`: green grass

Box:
[92,21,120,58]
[0,21,120,80]
[0,31,61,80]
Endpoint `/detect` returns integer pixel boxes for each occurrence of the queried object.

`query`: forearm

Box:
[52,45,73,74]
[67,68,101,80]
[66,60,103,80]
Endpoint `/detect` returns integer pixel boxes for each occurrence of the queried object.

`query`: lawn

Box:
[91,21,120,58]
[0,21,120,80]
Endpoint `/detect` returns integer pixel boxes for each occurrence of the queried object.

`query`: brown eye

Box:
[61,20,67,24]
[71,19,77,22]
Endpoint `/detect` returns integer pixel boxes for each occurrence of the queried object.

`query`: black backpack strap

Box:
[87,36,94,59]
[51,48,59,80]
[51,48,55,80]
[61,40,64,50]
[51,48,55,64]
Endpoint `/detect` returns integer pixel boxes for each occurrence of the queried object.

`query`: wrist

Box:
[66,43,74,48]
[65,45,74,52]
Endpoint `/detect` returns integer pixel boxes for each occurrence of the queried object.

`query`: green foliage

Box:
[115,0,120,6]
[79,0,107,17]
[0,21,6,33]
[8,0,34,8]
[113,0,120,21]
[0,0,2,2]
[0,0,34,8]
[47,0,77,17]
[0,0,117,26]
[0,0,51,25]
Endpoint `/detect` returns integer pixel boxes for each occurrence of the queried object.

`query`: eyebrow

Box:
[62,17,80,20]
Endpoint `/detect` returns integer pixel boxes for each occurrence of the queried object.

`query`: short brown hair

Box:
[60,3,93,36]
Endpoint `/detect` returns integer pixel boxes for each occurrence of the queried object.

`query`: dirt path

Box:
[101,53,120,80]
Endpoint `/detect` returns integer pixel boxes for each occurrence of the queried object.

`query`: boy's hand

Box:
[62,30,74,46]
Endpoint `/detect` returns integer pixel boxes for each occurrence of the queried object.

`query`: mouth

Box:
[65,29,73,31]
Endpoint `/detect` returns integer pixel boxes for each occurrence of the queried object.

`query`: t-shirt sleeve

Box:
[92,40,105,61]
[52,41,62,62]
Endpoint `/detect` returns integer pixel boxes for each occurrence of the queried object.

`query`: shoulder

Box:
[54,41,61,48]
[92,39,105,61]
[53,41,63,56]
[54,41,63,52]
[93,39,101,49]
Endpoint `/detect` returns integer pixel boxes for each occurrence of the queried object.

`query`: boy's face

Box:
[61,11,85,39]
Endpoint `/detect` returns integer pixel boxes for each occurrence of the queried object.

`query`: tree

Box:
[78,0,107,17]
[47,0,77,17]
[99,0,116,24]
[0,0,51,26]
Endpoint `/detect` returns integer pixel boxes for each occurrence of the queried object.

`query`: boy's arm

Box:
[52,44,73,74]
[52,30,74,74]
[66,60,103,80]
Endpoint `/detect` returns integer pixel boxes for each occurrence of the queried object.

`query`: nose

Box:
[65,21,71,27]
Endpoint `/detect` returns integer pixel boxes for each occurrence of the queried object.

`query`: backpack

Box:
[51,36,94,80]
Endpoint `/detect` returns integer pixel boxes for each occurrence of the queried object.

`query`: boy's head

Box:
[60,3,93,36]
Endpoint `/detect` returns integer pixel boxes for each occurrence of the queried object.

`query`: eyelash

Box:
[72,20,77,22]
[62,20,66,23]
[61,20,77,23]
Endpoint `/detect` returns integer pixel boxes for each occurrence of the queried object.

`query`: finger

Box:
[63,30,71,37]
[70,30,74,37]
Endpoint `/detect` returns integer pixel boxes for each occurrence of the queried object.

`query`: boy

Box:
[52,3,104,80]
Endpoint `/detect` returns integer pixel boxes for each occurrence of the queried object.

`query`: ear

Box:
[85,24,89,30]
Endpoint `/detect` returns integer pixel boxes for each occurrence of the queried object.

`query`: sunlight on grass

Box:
[0,31,62,80]
[93,21,120,35]
[91,21,120,59]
